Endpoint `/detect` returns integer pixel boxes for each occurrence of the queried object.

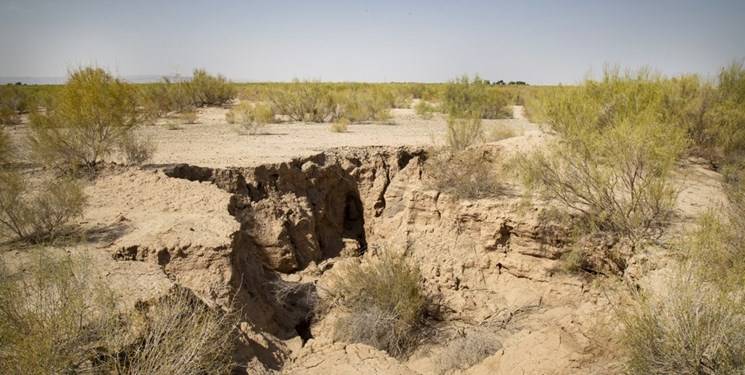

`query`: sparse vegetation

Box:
[0,128,11,165]
[620,271,745,375]
[442,75,511,119]
[29,67,143,172]
[0,172,86,243]
[414,100,436,119]
[0,253,236,374]
[425,148,505,199]
[109,287,236,375]
[120,134,155,165]
[325,251,429,357]
[267,80,337,123]
[520,70,687,252]
[0,252,121,373]
[229,102,274,134]
[446,115,482,150]
[0,85,33,125]
[187,69,236,107]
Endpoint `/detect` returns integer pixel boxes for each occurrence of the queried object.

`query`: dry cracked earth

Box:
[1,107,726,374]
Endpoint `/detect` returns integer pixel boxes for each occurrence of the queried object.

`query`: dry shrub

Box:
[0,172,86,243]
[329,117,349,133]
[446,115,482,150]
[229,102,274,135]
[325,251,429,357]
[442,75,510,119]
[268,81,336,122]
[336,89,393,123]
[621,272,745,375]
[425,148,505,199]
[0,128,11,165]
[0,85,32,125]
[707,63,745,166]
[0,252,121,374]
[111,287,236,375]
[436,332,501,374]
[520,70,687,248]
[29,67,143,172]
[188,69,236,107]
[415,100,436,119]
[0,254,236,374]
[120,134,155,165]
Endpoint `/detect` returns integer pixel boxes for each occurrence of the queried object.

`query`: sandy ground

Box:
[141,106,539,168]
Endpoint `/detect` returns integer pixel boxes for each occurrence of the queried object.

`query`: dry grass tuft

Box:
[425,147,505,199]
[325,251,429,357]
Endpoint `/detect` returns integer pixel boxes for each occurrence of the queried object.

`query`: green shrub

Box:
[442,75,510,119]
[229,102,274,134]
[268,81,336,122]
[520,70,687,249]
[0,85,33,125]
[414,101,436,119]
[621,272,745,375]
[707,63,745,165]
[425,148,505,199]
[29,67,142,172]
[0,172,86,243]
[336,89,392,123]
[325,251,428,357]
[188,69,236,107]
[446,115,482,150]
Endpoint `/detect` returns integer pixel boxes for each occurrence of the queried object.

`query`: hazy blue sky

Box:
[1,0,744,84]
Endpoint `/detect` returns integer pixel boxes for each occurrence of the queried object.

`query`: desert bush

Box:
[621,272,745,375]
[0,128,11,165]
[446,115,482,150]
[520,71,687,248]
[229,102,274,134]
[706,63,745,166]
[325,251,428,357]
[0,85,33,125]
[0,172,86,243]
[329,117,349,133]
[414,100,436,119]
[110,287,236,375]
[425,148,505,199]
[0,253,236,374]
[187,69,236,107]
[268,81,336,122]
[29,67,142,172]
[120,134,155,165]
[0,253,121,374]
[442,75,510,119]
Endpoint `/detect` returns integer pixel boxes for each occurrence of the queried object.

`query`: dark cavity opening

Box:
[342,193,367,254]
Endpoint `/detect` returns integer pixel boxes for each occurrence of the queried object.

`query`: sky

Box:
[1,0,744,84]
